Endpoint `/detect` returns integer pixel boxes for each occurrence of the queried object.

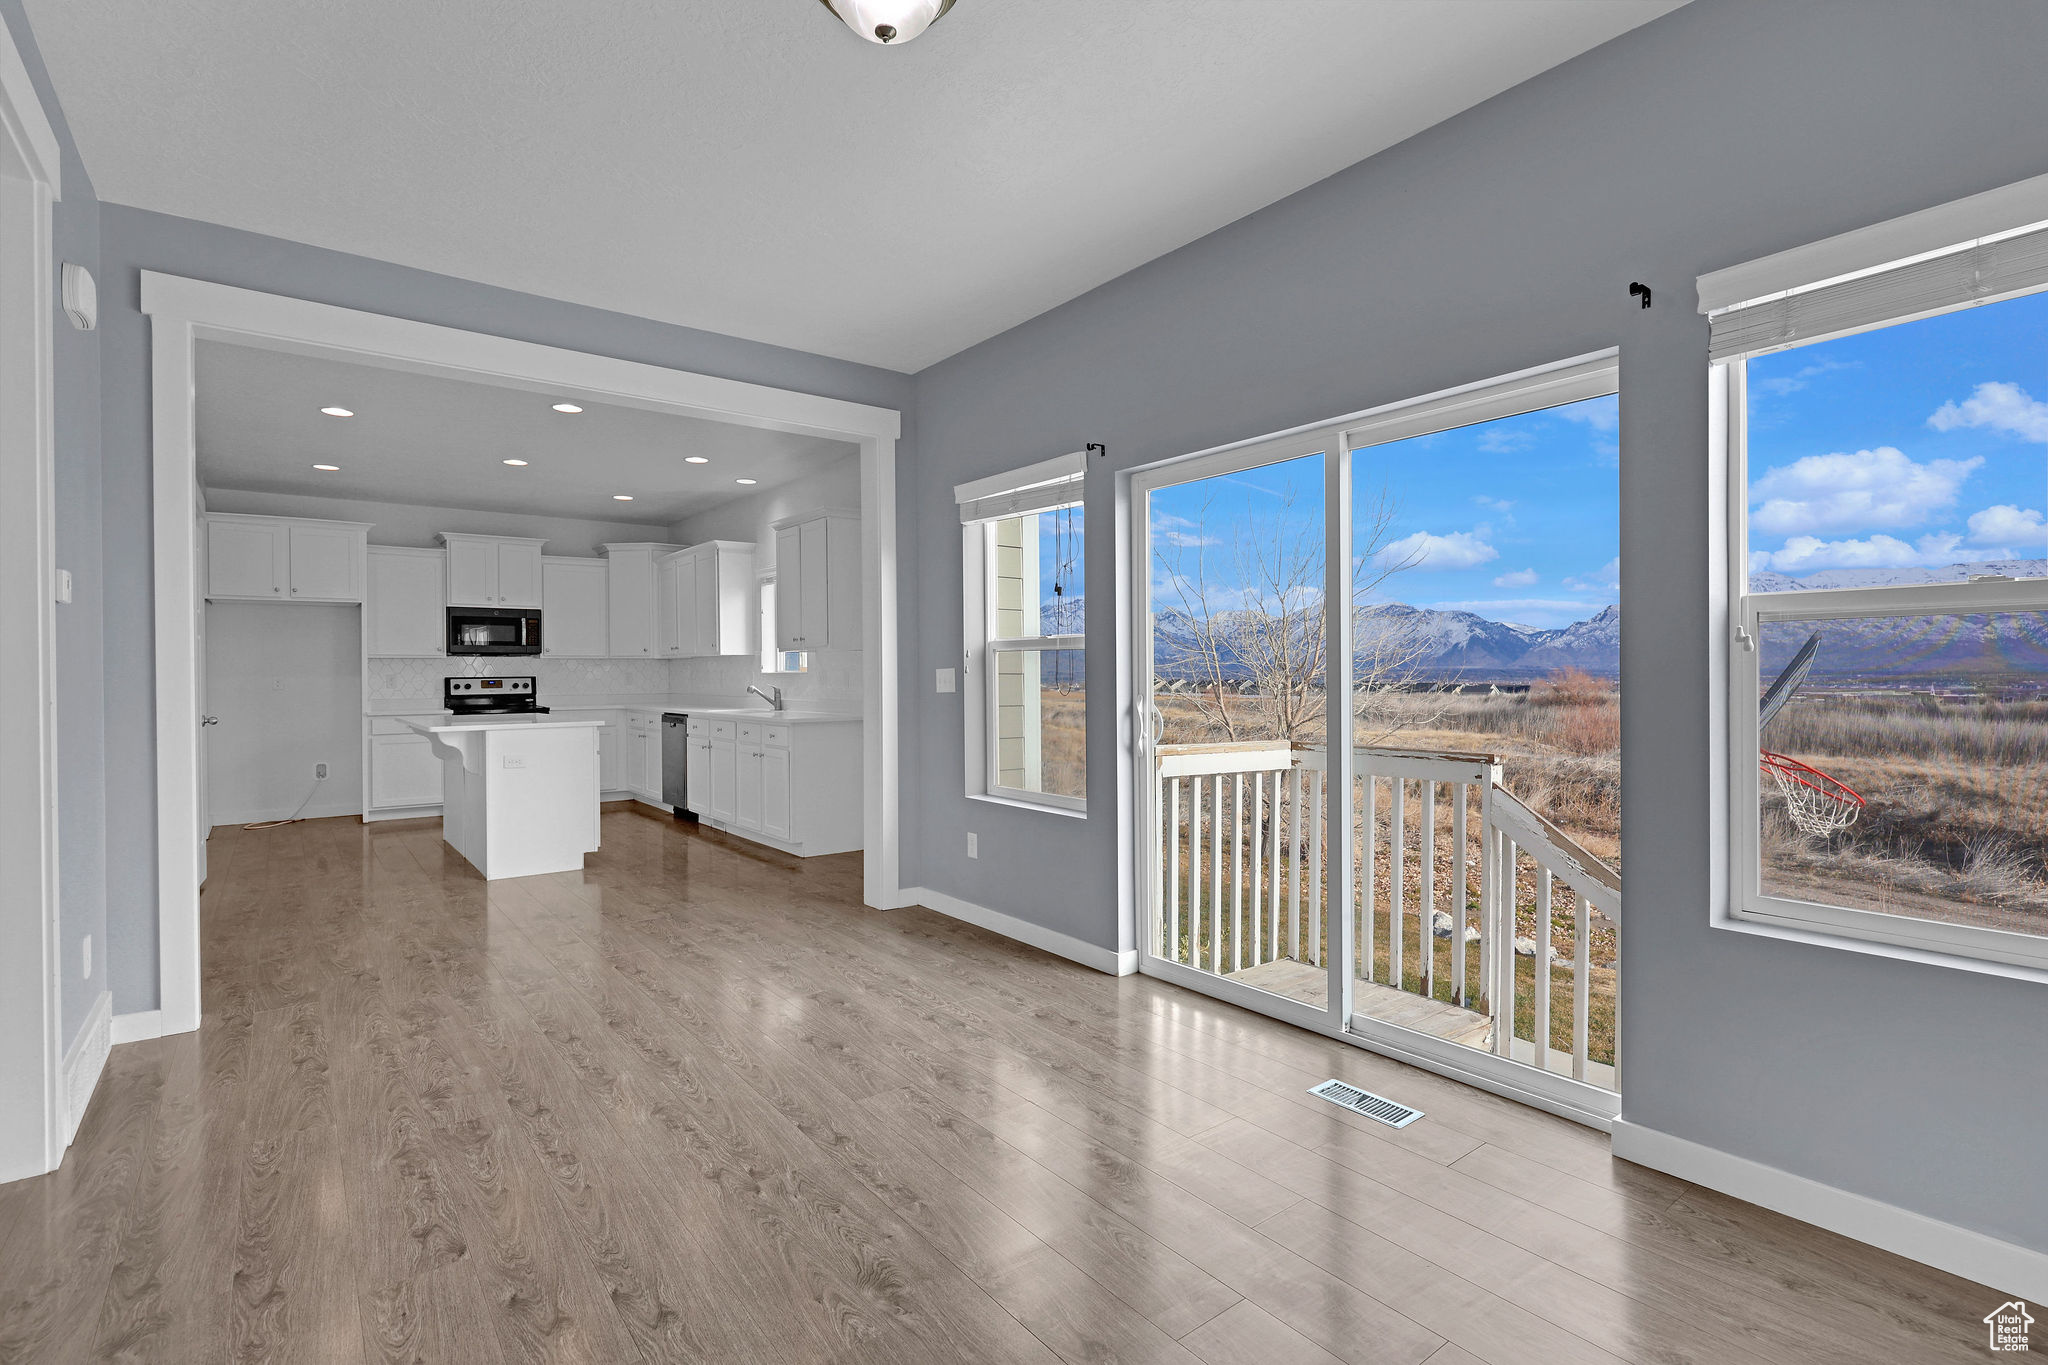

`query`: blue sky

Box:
[1147,396,1622,630]
[1745,288,2048,580]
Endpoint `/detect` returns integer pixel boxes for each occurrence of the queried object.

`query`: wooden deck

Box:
[1226,958,1496,1049]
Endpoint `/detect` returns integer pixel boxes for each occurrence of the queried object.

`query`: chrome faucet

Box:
[746,684,785,712]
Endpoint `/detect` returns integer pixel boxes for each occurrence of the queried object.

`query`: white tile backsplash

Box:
[367,655,673,702]
[667,649,862,703]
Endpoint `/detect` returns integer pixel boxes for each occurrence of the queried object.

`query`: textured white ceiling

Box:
[31,0,1683,372]
[195,341,857,522]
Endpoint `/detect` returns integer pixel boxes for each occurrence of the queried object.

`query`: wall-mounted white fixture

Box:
[61,261,96,330]
[55,568,72,604]
[818,0,954,45]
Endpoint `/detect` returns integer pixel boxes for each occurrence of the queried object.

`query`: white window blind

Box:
[955,451,1086,525]
[1708,223,2048,362]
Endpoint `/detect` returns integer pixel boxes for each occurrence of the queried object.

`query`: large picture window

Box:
[959,454,1086,813]
[1717,218,2048,971]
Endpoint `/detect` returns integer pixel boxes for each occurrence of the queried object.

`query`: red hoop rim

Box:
[1759,750,1865,808]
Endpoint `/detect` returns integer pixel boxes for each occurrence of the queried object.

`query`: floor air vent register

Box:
[1308,1078,1423,1128]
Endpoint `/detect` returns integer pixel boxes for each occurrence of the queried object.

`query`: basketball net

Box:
[1760,750,1864,838]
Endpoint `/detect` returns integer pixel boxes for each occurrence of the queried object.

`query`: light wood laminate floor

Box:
[0,808,2000,1363]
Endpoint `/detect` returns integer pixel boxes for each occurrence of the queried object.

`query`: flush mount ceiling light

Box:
[684,456,709,464]
[735,478,758,486]
[551,402,583,413]
[312,463,340,471]
[503,459,529,466]
[319,406,353,417]
[817,0,955,45]
[613,494,634,500]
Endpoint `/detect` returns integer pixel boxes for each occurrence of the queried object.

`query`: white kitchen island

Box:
[406,717,604,879]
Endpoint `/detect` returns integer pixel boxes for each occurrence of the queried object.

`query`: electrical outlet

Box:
[314,762,329,780]
[503,754,527,770]
[966,832,978,859]
[273,678,285,690]
[82,934,91,980]
[384,673,399,689]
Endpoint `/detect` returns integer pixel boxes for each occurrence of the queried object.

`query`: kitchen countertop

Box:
[676,707,860,725]
[404,717,605,735]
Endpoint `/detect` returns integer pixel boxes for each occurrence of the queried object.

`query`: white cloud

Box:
[1557,394,1618,434]
[1477,428,1534,454]
[1425,598,1600,614]
[1754,357,1855,397]
[1928,381,2048,443]
[1748,447,1979,535]
[1493,567,1538,587]
[1561,557,1620,594]
[1378,529,1497,571]
[1472,495,1515,514]
[1749,532,1969,574]
[1967,503,2046,546]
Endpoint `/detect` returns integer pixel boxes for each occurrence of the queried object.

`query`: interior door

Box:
[195,496,211,882]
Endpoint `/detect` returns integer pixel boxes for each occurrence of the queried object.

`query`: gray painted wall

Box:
[0,0,106,1054]
[95,204,913,1015]
[905,0,2048,1251]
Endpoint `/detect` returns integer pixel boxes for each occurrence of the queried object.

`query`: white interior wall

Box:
[204,601,362,824]
[669,454,864,705]
[201,487,672,556]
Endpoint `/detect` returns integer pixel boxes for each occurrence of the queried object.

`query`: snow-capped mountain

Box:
[1749,558,2048,593]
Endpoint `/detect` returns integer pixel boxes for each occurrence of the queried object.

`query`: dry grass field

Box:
[1760,692,2048,933]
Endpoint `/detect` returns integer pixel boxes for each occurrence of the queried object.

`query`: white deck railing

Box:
[1154,741,1620,1090]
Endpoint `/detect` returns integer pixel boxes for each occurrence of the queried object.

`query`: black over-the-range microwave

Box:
[447,606,543,656]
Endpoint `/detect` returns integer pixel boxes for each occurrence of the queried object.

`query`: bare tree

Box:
[1156,482,1444,745]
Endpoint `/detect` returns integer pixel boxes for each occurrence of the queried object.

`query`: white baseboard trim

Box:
[111,1009,164,1045]
[1611,1119,2048,1301]
[901,886,1138,976]
[210,800,362,826]
[60,991,112,1147]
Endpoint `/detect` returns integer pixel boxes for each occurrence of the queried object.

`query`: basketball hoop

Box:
[1760,750,1865,838]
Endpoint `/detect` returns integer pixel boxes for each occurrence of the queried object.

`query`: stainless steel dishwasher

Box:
[660,712,694,818]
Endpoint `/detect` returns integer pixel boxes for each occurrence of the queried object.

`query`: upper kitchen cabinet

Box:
[658,541,756,657]
[205,513,371,603]
[541,557,610,657]
[365,546,446,656]
[770,509,861,652]
[600,543,684,658]
[438,533,547,607]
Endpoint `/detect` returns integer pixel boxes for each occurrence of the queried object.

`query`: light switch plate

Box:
[55,569,72,604]
[503,754,527,769]
[936,667,956,693]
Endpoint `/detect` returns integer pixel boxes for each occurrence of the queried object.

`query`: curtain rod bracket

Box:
[1086,442,1106,458]
[1628,281,1653,309]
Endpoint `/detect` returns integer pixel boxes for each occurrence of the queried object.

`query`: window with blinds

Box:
[1709,193,2048,974]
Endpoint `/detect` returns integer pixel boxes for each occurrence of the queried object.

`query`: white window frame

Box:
[757,571,806,675]
[959,453,1087,816]
[1710,174,2048,978]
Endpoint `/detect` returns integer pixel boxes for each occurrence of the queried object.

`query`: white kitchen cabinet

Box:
[541,558,610,656]
[206,514,371,603]
[287,522,365,601]
[658,541,756,657]
[758,745,792,842]
[770,509,860,652]
[437,533,548,606]
[597,718,619,792]
[599,543,682,658]
[366,547,445,656]
[366,716,447,813]
[640,728,662,802]
[686,715,858,855]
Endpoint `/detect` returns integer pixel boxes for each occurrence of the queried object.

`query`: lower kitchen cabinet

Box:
[685,715,859,855]
[365,716,447,815]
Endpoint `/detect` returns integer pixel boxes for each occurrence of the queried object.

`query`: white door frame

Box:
[142,274,905,1038]
[0,25,63,1183]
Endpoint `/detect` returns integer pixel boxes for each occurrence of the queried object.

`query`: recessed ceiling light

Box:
[503,459,529,466]
[312,464,340,471]
[613,494,634,500]
[552,403,583,413]
[684,456,709,465]
[735,478,758,486]
[319,406,353,417]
